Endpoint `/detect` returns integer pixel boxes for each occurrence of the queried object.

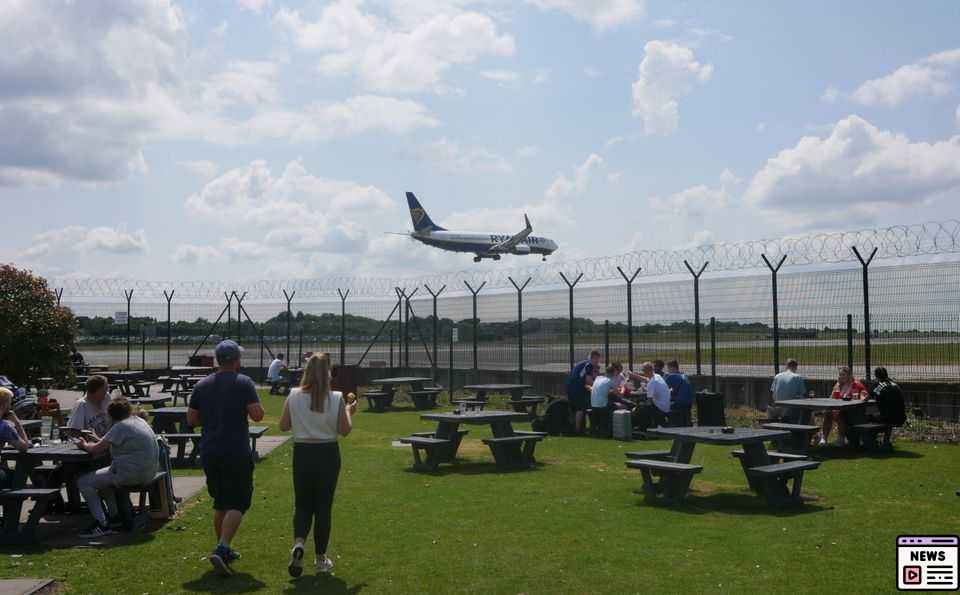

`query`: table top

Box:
[85,364,110,371]
[1,443,100,461]
[104,370,145,378]
[646,426,790,445]
[777,398,868,410]
[463,384,532,391]
[421,411,530,424]
[170,366,214,373]
[147,407,188,416]
[130,395,170,404]
[371,377,433,384]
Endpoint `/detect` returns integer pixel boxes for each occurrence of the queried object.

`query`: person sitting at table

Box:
[566,350,600,435]
[653,359,665,377]
[68,375,112,440]
[0,388,31,488]
[77,397,159,538]
[267,353,288,395]
[868,367,906,432]
[769,358,807,422]
[821,366,868,447]
[664,360,694,412]
[591,364,629,412]
[633,362,671,430]
[70,346,85,372]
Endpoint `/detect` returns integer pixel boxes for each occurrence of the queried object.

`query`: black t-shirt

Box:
[188,372,260,459]
[870,381,906,426]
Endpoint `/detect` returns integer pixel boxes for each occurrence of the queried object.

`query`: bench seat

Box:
[365,392,393,413]
[163,433,202,468]
[851,422,892,450]
[731,449,809,490]
[116,471,168,531]
[481,435,544,470]
[762,422,820,454]
[0,488,61,544]
[408,390,440,410]
[625,459,703,505]
[625,450,672,460]
[746,460,820,508]
[399,436,452,472]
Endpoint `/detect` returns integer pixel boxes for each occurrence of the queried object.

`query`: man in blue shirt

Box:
[769,359,807,422]
[664,360,694,410]
[187,340,265,576]
[566,350,600,435]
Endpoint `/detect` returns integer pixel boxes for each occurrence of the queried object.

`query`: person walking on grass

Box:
[280,353,357,577]
[187,340,264,576]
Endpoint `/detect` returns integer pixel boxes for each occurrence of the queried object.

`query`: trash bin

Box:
[695,390,726,426]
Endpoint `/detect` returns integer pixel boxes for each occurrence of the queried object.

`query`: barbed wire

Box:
[47,220,960,299]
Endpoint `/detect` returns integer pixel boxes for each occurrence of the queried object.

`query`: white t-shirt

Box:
[591,376,616,408]
[267,358,285,381]
[286,388,343,443]
[68,397,111,437]
[646,374,672,413]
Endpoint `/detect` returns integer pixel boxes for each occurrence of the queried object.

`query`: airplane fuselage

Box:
[412,230,558,258]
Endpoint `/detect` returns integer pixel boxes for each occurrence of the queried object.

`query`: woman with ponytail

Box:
[279,353,358,576]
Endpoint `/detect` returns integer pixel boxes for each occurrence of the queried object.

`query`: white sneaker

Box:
[288,544,304,578]
[316,554,334,574]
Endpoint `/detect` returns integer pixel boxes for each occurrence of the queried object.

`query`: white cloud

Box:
[821,85,840,103]
[21,226,148,260]
[172,244,221,265]
[651,169,740,217]
[653,18,675,29]
[675,229,714,249]
[417,138,513,175]
[178,160,220,180]
[274,1,515,94]
[744,115,960,212]
[480,69,521,83]
[545,153,604,199]
[200,61,280,109]
[851,48,960,107]
[604,136,625,149]
[238,0,271,14]
[631,41,713,135]
[527,0,645,30]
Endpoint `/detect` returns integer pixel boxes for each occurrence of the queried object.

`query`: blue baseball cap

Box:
[215,339,244,364]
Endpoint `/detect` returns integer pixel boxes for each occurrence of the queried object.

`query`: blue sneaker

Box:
[210,544,234,576]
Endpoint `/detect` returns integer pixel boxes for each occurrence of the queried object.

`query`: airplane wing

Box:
[490,214,533,253]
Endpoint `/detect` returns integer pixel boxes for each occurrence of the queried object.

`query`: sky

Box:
[2,0,960,283]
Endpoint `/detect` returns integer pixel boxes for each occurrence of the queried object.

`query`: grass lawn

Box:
[1,390,957,593]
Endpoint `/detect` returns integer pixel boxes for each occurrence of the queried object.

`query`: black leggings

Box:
[293,442,341,555]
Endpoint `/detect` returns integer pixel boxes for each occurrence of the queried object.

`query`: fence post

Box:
[141,327,146,370]
[761,254,787,376]
[603,319,610,365]
[259,332,264,372]
[616,267,642,371]
[124,289,134,371]
[448,327,454,402]
[559,272,584,371]
[394,289,403,371]
[710,316,717,392]
[224,292,233,341]
[337,289,350,367]
[464,281,486,372]
[389,329,394,371]
[845,314,854,372]
[298,326,304,363]
[163,290,174,370]
[396,288,418,370]
[424,284,447,381]
[55,288,64,307]
[508,277,532,384]
[283,290,295,365]
[852,246,878,381]
[684,260,709,375]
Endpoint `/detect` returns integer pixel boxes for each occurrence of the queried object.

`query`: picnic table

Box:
[371,377,433,394]
[147,407,191,434]
[129,395,171,409]
[1,444,107,517]
[401,411,544,471]
[21,420,42,439]
[462,384,531,401]
[776,398,867,425]
[635,426,820,507]
[170,366,214,375]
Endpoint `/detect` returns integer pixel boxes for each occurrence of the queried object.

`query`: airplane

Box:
[404,192,558,262]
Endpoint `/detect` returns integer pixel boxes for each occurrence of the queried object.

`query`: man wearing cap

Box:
[187,340,265,576]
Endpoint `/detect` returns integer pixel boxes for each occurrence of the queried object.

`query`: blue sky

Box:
[2,0,960,282]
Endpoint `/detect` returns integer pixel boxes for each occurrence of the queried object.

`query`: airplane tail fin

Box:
[406,192,445,232]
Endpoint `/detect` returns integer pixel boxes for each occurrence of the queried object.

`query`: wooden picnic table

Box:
[463,384,532,401]
[776,398,867,424]
[129,395,171,409]
[418,411,530,465]
[1,444,107,512]
[371,377,433,394]
[146,407,190,434]
[170,366,214,374]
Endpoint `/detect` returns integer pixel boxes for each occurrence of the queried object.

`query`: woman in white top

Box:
[279,353,357,577]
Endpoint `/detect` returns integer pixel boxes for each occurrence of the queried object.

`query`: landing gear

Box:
[473,256,481,263]
[493,254,501,261]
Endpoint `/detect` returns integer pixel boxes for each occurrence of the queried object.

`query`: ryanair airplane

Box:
[405,192,558,262]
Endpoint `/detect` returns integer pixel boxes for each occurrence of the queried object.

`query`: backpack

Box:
[533,398,574,436]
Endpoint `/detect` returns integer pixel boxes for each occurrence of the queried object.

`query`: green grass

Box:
[1,390,958,593]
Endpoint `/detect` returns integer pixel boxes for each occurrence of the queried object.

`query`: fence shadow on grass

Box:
[402,460,547,477]
[810,447,924,462]
[182,571,267,593]
[634,492,832,518]
[283,574,366,594]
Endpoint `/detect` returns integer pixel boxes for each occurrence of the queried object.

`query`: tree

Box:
[0,265,77,385]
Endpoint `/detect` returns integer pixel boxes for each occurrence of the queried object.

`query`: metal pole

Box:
[298,326,304,363]
[396,287,419,371]
[846,313,854,373]
[259,332,264,372]
[163,290,174,370]
[852,246,878,381]
[559,272,583,371]
[464,281,485,371]
[355,300,402,367]
[448,327,454,403]
[604,320,610,365]
[124,289,134,370]
[337,289,350,367]
[55,288,63,307]
[425,284,446,381]
[141,327,146,370]
[224,292,232,341]
[394,289,404,371]
[389,329,394,371]
[684,261,709,376]
[234,291,246,346]
[283,290,295,366]
[508,277,532,383]
[617,267,642,371]
[762,254,787,376]
[710,316,717,392]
